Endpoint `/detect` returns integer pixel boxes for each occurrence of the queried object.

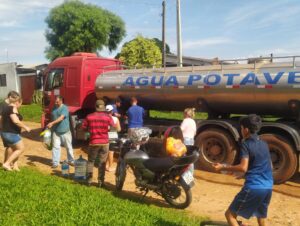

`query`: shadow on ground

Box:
[200,221,228,226]
[22,128,43,142]
[25,154,52,167]
[50,169,171,209]
[290,172,300,184]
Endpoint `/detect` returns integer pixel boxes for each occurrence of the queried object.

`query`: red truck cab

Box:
[41,52,121,138]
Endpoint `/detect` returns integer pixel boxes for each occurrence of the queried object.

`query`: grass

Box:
[18,103,279,124]
[151,110,279,122]
[19,104,42,123]
[0,167,206,226]
[150,110,208,120]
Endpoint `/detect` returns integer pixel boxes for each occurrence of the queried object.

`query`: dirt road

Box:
[1,122,300,226]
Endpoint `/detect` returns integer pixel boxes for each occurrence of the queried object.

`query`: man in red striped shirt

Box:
[82,99,116,187]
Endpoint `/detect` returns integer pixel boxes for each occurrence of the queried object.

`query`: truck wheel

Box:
[260,134,298,184]
[195,129,238,172]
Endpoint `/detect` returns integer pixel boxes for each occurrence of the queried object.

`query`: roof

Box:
[166,54,227,66]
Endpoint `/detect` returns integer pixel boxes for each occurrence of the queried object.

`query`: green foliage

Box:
[45,0,126,61]
[151,110,208,120]
[119,35,162,68]
[31,90,43,104]
[0,168,205,225]
[17,103,278,124]
[152,38,171,54]
[19,104,42,123]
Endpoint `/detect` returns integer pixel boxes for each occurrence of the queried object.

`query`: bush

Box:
[31,90,43,104]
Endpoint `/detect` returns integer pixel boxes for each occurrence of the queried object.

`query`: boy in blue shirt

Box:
[126,97,145,149]
[213,114,273,226]
[127,96,144,130]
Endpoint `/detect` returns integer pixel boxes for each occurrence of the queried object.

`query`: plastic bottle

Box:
[61,160,70,177]
[43,129,52,150]
[74,155,87,180]
[220,164,233,175]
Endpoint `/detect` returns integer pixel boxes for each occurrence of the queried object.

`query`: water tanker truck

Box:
[42,53,300,184]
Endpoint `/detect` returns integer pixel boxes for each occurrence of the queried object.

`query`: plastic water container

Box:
[74,155,87,180]
[41,129,52,150]
[61,160,70,177]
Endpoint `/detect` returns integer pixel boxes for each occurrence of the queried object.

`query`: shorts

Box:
[229,187,272,219]
[183,137,194,145]
[1,132,21,147]
[1,132,9,147]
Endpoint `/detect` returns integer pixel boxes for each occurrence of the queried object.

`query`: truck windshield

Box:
[45,68,64,91]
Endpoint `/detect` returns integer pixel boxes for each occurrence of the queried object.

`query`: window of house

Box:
[0,74,7,87]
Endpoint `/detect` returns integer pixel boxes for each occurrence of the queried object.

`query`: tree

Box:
[152,38,171,54]
[45,0,125,61]
[118,36,162,68]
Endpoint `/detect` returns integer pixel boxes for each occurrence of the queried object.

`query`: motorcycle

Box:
[115,127,199,209]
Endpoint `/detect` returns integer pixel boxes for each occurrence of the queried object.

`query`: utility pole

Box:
[162,0,166,68]
[176,0,183,67]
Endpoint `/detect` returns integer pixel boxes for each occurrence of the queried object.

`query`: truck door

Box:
[65,67,80,107]
[42,68,64,127]
[82,62,97,110]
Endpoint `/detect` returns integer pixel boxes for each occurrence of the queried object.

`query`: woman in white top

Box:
[106,105,121,172]
[180,108,196,145]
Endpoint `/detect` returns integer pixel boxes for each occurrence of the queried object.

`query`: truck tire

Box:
[195,128,238,172]
[260,134,298,184]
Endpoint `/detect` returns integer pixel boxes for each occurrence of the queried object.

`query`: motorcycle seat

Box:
[143,157,174,172]
[143,151,199,172]
[172,151,199,167]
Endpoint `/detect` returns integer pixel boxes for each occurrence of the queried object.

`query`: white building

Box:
[0,62,19,100]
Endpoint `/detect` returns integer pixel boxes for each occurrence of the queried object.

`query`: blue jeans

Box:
[52,131,74,166]
[184,137,194,173]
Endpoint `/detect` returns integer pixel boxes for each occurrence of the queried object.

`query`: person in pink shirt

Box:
[180,108,196,146]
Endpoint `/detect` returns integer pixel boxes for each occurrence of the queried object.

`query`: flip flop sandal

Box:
[3,164,12,171]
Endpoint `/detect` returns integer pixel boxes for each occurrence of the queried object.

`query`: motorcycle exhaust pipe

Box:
[136,180,159,190]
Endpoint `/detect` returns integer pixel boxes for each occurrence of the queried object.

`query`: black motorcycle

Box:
[115,128,199,209]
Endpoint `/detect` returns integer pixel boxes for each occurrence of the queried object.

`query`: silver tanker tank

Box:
[95,60,300,117]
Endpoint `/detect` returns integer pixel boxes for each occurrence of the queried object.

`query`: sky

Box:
[0,0,300,65]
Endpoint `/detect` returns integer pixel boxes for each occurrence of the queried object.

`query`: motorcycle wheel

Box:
[162,179,192,209]
[115,159,127,191]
